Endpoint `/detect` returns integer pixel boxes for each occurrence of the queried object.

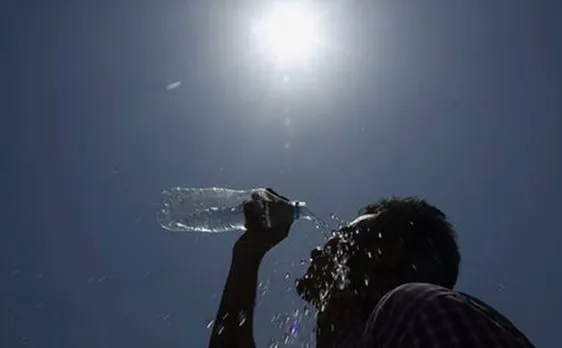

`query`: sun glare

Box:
[252,2,322,65]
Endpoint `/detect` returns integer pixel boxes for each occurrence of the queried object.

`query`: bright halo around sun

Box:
[251,2,323,66]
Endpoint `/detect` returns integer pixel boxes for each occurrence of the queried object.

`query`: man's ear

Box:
[372,238,407,270]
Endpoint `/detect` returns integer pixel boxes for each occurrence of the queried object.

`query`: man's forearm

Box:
[208,243,264,348]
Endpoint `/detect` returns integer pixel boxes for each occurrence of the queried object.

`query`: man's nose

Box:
[310,247,323,260]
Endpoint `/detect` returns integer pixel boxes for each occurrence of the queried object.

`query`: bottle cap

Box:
[292,201,306,220]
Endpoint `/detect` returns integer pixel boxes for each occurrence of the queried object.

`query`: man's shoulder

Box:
[362,283,535,348]
[366,283,452,332]
[377,282,453,308]
[373,282,510,323]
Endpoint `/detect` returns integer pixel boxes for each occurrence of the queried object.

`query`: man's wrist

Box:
[233,235,267,263]
[233,246,266,263]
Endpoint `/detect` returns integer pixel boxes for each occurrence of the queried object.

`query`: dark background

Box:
[3,0,561,347]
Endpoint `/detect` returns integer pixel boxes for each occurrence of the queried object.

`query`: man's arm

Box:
[208,238,264,348]
[208,189,294,348]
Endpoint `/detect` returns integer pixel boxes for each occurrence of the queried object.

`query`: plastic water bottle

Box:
[157,187,317,233]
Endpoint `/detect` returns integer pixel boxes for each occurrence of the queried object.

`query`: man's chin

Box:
[296,276,326,309]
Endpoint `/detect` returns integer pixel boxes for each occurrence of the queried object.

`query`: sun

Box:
[251,2,323,66]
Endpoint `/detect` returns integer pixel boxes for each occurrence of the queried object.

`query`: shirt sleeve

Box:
[362,283,535,348]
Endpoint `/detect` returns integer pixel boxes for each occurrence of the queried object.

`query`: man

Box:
[208,189,534,347]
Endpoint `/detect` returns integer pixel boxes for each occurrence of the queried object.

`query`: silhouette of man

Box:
[209,189,534,348]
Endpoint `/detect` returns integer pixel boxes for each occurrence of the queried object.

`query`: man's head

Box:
[296,197,460,342]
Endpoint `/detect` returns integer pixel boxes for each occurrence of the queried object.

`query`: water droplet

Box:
[290,326,298,336]
[329,213,346,231]
[217,324,225,335]
[364,275,370,286]
[285,273,291,279]
[378,232,382,239]
[206,319,215,329]
[259,283,269,297]
[411,264,418,271]
[238,311,247,326]
[377,248,382,255]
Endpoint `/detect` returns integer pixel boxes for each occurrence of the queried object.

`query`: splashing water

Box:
[268,306,317,347]
[238,311,248,327]
[329,213,346,228]
[255,211,348,347]
[297,205,331,238]
[335,262,351,291]
[289,320,300,336]
[258,280,271,297]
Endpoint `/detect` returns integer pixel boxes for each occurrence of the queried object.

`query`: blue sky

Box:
[3,0,561,347]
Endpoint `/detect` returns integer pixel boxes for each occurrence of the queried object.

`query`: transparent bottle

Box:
[157,187,316,233]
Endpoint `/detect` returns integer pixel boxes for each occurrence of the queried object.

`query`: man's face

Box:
[296,213,383,311]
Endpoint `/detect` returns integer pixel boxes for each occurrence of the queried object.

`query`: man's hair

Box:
[359,197,460,289]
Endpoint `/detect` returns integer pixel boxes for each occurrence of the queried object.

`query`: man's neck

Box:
[316,288,389,347]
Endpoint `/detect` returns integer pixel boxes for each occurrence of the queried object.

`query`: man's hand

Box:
[235,188,295,257]
[208,188,295,348]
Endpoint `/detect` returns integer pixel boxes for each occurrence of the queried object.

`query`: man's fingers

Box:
[265,187,290,202]
[243,200,263,228]
[245,189,294,231]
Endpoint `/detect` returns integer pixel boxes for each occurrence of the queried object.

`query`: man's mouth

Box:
[296,263,343,310]
[296,272,318,303]
[296,269,324,308]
